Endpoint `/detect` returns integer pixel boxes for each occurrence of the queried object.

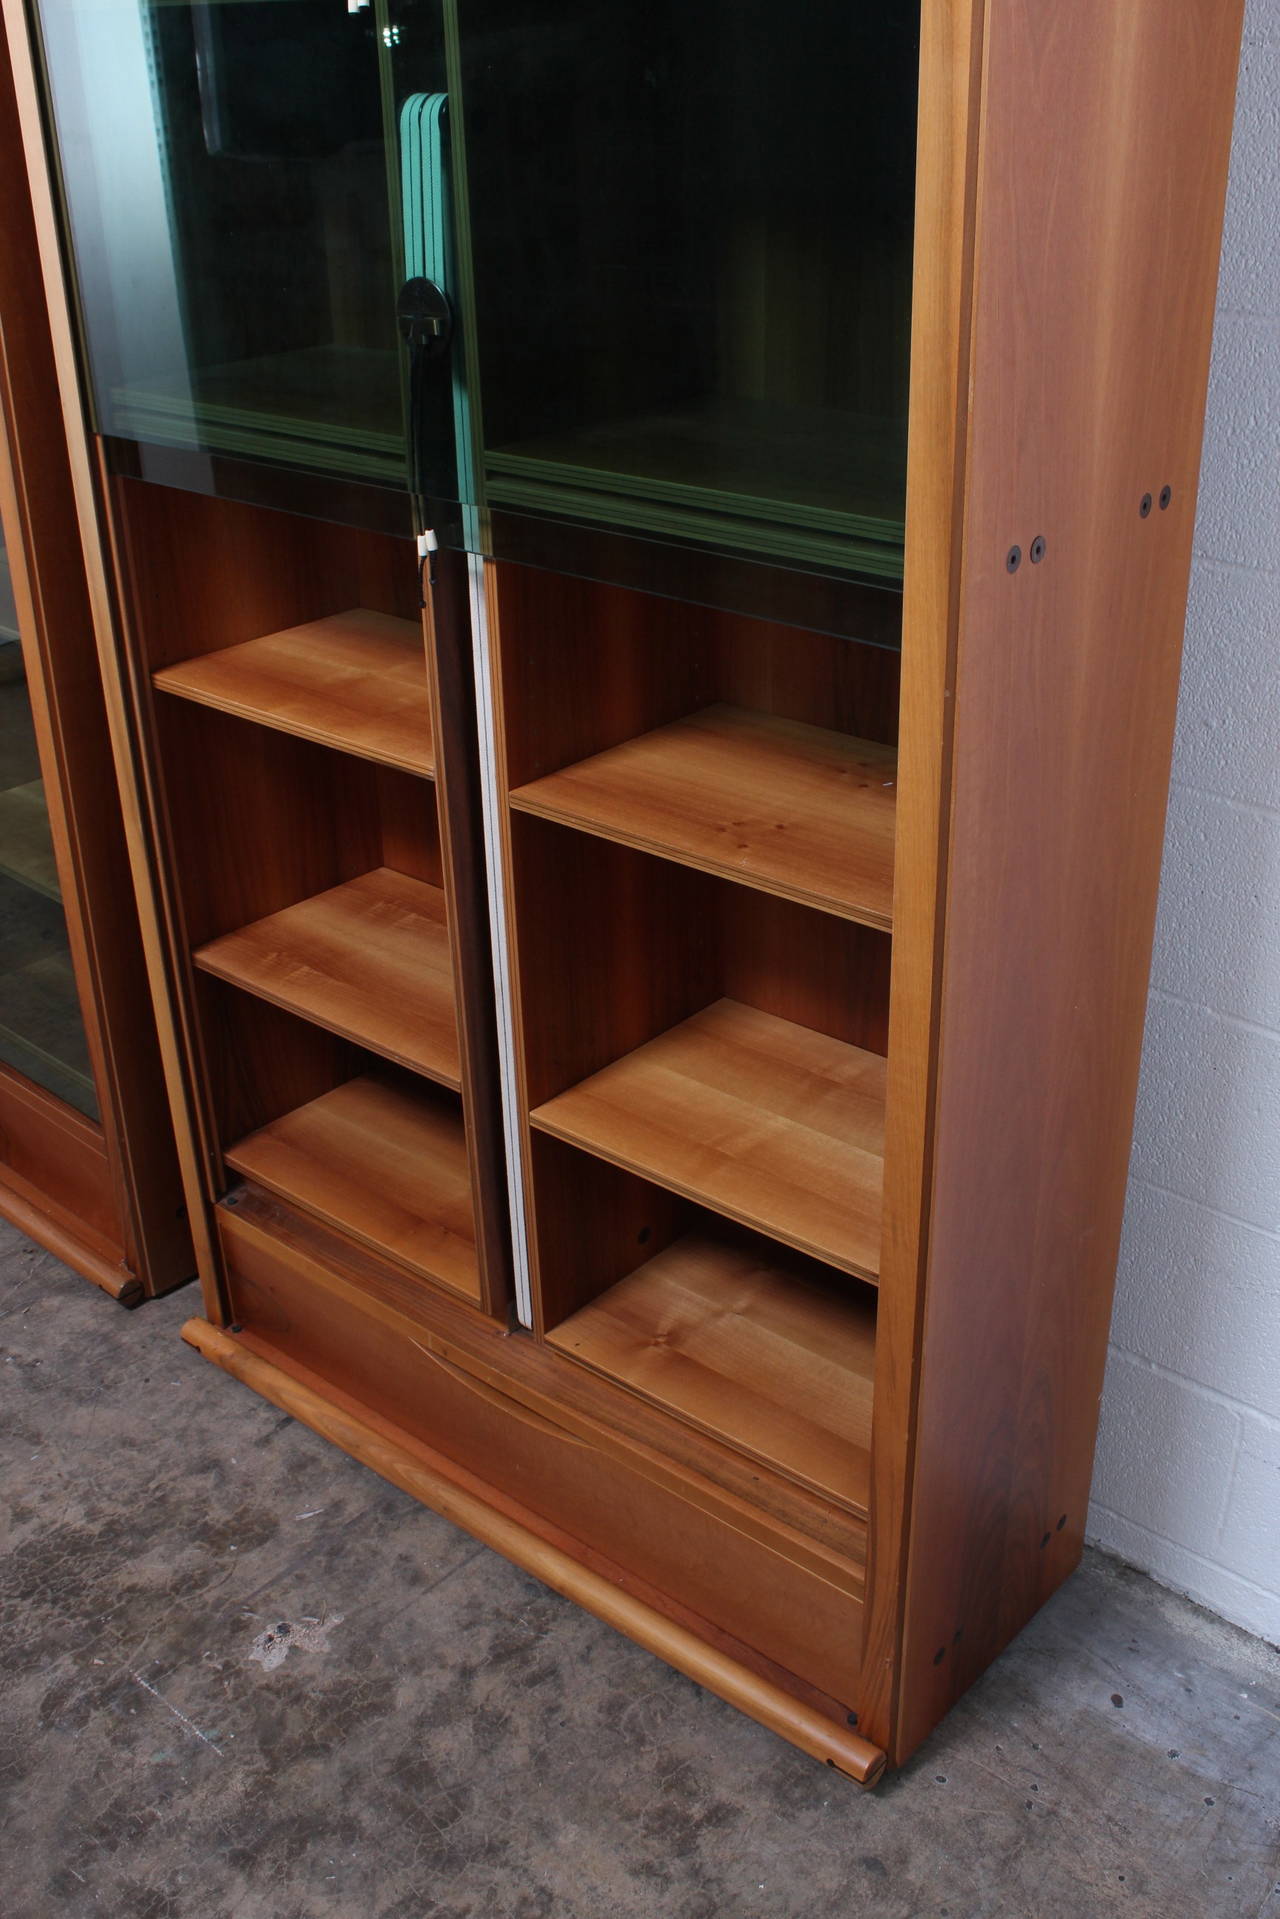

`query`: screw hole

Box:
[933,1646,946,1667]
[1040,1532,1052,1548]
[1140,493,1153,519]
[637,1225,652,1245]
[1006,545,1022,573]
[1159,485,1173,510]
[1030,536,1046,565]
[1057,1514,1068,1531]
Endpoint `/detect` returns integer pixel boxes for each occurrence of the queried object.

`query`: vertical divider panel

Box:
[859,0,988,1754]
[424,547,515,1318]
[430,547,532,1325]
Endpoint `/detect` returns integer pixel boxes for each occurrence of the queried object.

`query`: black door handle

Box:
[397,276,453,359]
[398,277,454,525]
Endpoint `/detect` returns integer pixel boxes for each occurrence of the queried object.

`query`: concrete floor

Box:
[1,1218,1278,1919]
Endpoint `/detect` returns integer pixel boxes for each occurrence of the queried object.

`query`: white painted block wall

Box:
[1087,0,1280,1645]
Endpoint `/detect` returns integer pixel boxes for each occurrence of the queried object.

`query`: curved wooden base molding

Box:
[0,1170,142,1305]
[181,1315,887,1786]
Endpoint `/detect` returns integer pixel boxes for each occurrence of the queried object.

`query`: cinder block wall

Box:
[1087,0,1280,1644]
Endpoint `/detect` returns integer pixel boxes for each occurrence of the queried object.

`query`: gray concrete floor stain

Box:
[1,1216,1277,1919]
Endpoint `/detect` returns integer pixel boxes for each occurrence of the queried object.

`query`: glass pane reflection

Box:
[0,527,99,1118]
[36,0,917,600]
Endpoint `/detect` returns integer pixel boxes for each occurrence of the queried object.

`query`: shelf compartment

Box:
[224,1072,479,1303]
[531,997,884,1279]
[547,1226,875,1514]
[193,867,459,1086]
[510,703,896,929]
[153,610,433,777]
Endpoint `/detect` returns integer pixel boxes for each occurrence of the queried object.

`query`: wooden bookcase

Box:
[5,0,1245,1777]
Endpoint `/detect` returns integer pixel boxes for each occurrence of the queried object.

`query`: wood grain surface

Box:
[153,610,435,777]
[548,1228,876,1512]
[887,0,1246,1764]
[511,704,896,928]
[226,1072,479,1301]
[421,551,516,1316]
[207,1188,873,1706]
[493,564,900,793]
[194,868,459,1085]
[223,1180,870,1580]
[857,0,988,1753]
[184,1304,885,1780]
[532,998,885,1279]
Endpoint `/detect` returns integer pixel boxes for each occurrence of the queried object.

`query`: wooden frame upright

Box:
[3,0,1246,1774]
[0,25,191,1299]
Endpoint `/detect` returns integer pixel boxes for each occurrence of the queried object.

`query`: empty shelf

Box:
[154,610,433,776]
[531,998,884,1279]
[510,705,895,928]
[548,1229,875,1512]
[225,1073,479,1302]
[194,868,459,1085]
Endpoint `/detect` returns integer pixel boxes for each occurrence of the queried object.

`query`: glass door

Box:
[446,0,918,585]
[0,525,99,1117]
[34,0,454,497]
[35,0,918,593]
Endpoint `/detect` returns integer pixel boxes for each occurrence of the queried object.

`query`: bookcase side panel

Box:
[893,0,1246,1763]
[860,0,987,1753]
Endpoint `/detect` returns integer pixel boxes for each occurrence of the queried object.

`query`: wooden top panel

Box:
[225,1074,479,1302]
[153,610,434,777]
[194,867,459,1085]
[510,704,897,928]
[532,998,885,1279]
[548,1229,877,1514]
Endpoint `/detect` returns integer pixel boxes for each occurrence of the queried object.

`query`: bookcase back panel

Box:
[113,479,419,671]
[494,567,900,795]
[528,1132,690,1331]
[154,702,443,950]
[510,817,889,1114]
[198,980,363,1151]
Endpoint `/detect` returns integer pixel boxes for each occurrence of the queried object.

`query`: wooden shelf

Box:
[548,1230,875,1513]
[194,867,459,1085]
[224,1073,479,1303]
[531,999,884,1279]
[153,610,433,776]
[510,704,896,929]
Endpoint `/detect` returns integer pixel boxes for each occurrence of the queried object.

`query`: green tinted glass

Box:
[36,0,917,596]
[36,0,450,493]
[0,529,98,1119]
[448,0,918,582]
